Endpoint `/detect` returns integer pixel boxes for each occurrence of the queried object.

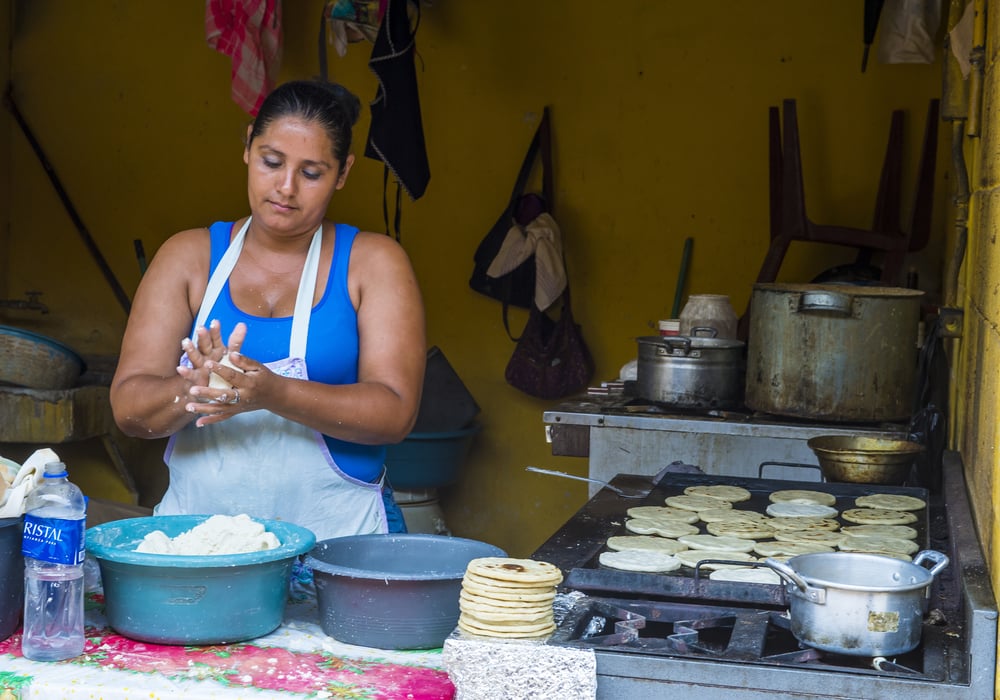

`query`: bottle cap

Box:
[42,461,68,478]
[658,319,681,336]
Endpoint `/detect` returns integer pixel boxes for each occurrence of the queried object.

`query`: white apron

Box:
[158,218,388,541]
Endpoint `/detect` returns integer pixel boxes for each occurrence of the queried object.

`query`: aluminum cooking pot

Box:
[636,330,745,409]
[766,550,948,657]
[745,284,923,422]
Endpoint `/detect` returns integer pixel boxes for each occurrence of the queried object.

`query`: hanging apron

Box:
[158,218,388,541]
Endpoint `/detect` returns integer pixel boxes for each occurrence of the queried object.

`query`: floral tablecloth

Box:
[0,592,455,699]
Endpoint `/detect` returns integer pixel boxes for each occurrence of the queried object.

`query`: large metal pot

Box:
[766,550,949,657]
[745,284,923,422]
[636,331,745,409]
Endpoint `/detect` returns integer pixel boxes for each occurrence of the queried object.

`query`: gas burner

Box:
[553,597,932,680]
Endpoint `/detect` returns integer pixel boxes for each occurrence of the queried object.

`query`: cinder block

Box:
[443,632,596,699]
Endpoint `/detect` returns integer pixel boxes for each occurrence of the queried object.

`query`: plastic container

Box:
[0,518,24,642]
[21,462,86,661]
[86,515,316,645]
[385,423,481,489]
[679,294,738,339]
[658,319,681,336]
[412,347,480,433]
[305,534,506,649]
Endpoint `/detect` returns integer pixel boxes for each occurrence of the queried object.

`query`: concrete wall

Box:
[0,2,946,556]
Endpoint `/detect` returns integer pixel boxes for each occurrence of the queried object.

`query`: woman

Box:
[110,80,425,540]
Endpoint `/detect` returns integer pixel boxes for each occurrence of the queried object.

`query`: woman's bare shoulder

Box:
[349,229,410,263]
[146,227,212,272]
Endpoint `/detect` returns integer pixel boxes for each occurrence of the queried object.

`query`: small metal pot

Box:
[766,551,949,657]
[636,330,745,409]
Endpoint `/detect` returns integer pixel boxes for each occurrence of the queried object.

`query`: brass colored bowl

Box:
[807,435,925,485]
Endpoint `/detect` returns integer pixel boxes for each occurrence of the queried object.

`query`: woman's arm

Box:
[110,228,217,438]
[191,231,426,445]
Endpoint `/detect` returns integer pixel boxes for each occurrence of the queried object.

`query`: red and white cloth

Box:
[205,0,283,116]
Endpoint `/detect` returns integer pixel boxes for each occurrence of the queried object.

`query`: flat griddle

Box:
[532,471,930,607]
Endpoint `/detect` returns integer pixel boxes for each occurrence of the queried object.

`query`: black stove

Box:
[533,451,996,698]
[553,596,936,678]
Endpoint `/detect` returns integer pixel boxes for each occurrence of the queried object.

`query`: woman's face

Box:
[243,116,355,235]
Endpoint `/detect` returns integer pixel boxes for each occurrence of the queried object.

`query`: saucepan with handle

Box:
[765,550,949,657]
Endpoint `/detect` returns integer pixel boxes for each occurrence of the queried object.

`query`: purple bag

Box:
[504,288,594,400]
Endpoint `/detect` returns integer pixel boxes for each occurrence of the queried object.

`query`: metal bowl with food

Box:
[86,515,316,645]
[807,435,925,485]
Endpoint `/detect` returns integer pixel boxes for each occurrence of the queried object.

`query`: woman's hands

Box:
[178,321,261,426]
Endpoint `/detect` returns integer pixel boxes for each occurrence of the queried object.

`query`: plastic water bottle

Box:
[20,461,86,661]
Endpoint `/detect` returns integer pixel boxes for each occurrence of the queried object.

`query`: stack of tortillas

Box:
[458,557,562,640]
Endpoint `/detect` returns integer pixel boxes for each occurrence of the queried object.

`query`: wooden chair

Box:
[739,98,939,339]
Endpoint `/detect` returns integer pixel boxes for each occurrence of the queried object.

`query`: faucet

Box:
[0,291,49,314]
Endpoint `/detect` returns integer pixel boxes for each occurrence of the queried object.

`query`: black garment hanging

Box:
[365,0,430,215]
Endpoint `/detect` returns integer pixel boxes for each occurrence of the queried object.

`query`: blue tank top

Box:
[200,221,385,482]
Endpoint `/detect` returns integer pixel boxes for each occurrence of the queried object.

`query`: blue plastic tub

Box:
[86,515,315,645]
[305,534,505,649]
[385,423,481,489]
[0,518,23,641]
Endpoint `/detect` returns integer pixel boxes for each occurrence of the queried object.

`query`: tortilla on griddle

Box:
[675,549,756,570]
[697,507,769,524]
[754,540,835,557]
[599,549,682,573]
[625,517,700,539]
[625,505,699,523]
[854,494,926,512]
[773,530,845,546]
[683,484,752,503]
[705,520,776,540]
[840,524,918,540]
[709,567,782,585]
[841,508,918,525]
[766,502,839,519]
[837,534,919,555]
[678,534,756,553]
[666,494,733,512]
[767,516,840,532]
[768,489,837,507]
[606,535,687,554]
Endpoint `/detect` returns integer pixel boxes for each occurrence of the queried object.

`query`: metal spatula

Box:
[525,466,648,499]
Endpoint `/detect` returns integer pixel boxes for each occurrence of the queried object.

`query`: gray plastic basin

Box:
[305,534,506,649]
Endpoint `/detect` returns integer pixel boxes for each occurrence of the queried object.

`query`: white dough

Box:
[135,514,280,555]
[209,354,243,391]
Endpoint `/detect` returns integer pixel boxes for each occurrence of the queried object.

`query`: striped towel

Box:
[205,0,283,116]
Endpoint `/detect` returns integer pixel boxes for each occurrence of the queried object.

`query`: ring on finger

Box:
[229,388,241,405]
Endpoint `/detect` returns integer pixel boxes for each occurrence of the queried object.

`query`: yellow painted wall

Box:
[953,0,1000,591]
[1,2,945,557]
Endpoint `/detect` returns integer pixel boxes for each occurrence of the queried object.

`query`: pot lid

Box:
[637,335,745,350]
[752,283,924,299]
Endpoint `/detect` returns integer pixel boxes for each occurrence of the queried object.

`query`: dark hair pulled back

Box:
[249,80,362,173]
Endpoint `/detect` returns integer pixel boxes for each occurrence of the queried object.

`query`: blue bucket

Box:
[385,423,481,489]
[86,515,315,645]
[0,518,23,641]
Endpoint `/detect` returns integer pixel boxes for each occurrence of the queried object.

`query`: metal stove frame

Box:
[536,450,997,698]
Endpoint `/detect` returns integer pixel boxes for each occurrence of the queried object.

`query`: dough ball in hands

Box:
[208,354,244,391]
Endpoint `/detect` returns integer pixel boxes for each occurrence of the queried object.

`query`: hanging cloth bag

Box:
[469,107,553,310]
[504,285,594,400]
